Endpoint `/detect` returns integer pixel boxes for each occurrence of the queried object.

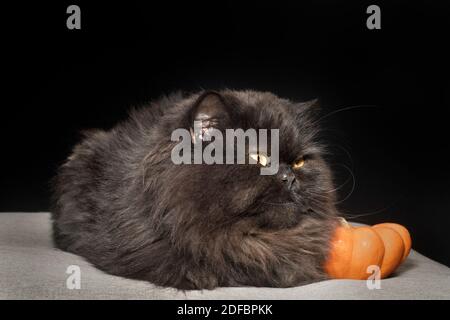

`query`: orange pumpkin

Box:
[325,218,411,280]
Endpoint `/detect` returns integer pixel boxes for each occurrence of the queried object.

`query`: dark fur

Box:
[51,90,340,289]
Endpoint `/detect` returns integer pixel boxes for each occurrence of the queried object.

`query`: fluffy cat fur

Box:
[51,90,340,289]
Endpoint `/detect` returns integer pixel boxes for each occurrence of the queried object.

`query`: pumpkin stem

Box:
[338,217,350,228]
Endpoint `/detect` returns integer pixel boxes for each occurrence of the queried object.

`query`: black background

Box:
[2,1,449,266]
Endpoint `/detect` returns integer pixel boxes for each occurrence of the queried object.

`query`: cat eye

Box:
[249,153,269,167]
[292,157,305,170]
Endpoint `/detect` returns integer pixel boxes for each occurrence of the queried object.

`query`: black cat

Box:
[51,90,339,289]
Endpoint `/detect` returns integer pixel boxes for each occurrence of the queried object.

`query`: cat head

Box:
[147,90,337,232]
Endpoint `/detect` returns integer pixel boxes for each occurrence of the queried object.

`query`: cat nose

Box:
[279,166,296,190]
[282,174,296,189]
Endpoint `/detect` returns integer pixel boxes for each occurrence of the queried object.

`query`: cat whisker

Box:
[332,144,354,168]
[340,196,404,220]
[324,174,352,193]
[260,201,296,206]
[334,163,356,204]
[316,105,380,124]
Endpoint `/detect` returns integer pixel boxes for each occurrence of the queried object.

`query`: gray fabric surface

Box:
[0,212,449,300]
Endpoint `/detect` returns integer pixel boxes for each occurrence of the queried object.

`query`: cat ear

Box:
[294,98,319,111]
[190,91,230,143]
[291,98,320,119]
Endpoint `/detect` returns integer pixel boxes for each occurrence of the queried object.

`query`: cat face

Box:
[155,90,336,232]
